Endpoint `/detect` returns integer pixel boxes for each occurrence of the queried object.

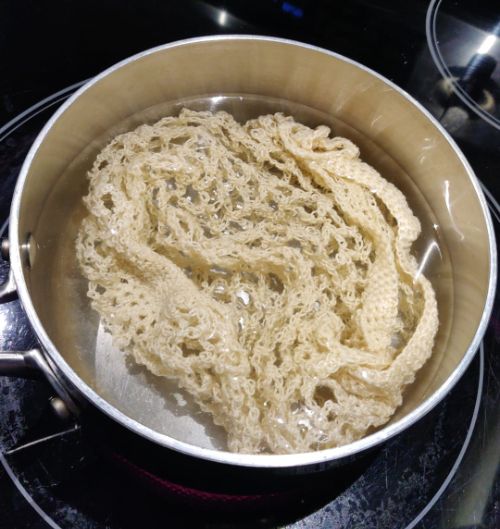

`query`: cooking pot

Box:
[0,36,496,471]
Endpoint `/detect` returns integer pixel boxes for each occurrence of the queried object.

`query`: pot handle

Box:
[0,238,79,417]
[0,347,80,417]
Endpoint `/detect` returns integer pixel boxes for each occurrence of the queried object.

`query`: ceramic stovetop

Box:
[0,1,499,527]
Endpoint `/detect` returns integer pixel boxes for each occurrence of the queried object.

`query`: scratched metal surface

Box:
[0,85,498,529]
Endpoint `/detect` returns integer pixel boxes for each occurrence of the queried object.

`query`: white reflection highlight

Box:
[444,180,465,241]
[478,34,497,55]
[418,137,437,165]
[414,240,441,282]
[0,310,6,336]
[209,95,225,113]
[370,115,382,129]
[422,137,436,150]
[218,10,228,26]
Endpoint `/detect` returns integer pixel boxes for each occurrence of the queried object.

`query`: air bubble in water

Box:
[236,290,251,306]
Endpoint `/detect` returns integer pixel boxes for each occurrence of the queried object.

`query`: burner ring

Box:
[426,0,500,130]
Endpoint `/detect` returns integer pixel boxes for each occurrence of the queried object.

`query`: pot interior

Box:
[13,38,493,456]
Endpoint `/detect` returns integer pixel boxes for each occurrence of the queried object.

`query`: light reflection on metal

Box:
[370,114,383,129]
[414,240,442,282]
[0,309,7,337]
[477,34,497,55]
[218,9,227,26]
[444,180,465,241]
[208,95,226,113]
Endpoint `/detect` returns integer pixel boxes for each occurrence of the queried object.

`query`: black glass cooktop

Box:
[1,1,499,528]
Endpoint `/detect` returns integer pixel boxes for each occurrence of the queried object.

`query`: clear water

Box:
[33,94,453,449]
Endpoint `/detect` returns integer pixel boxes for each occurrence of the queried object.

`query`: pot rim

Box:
[9,34,498,468]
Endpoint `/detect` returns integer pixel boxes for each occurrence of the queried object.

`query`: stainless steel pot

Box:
[0,36,496,470]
